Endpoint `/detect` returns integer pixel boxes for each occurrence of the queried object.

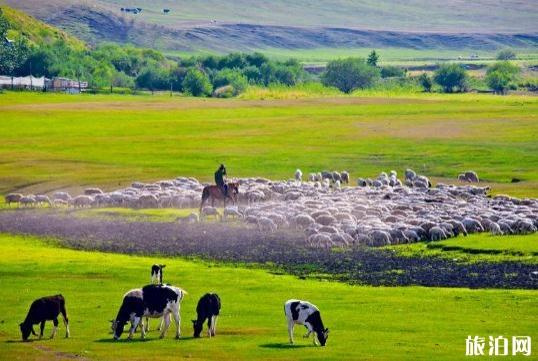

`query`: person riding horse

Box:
[215,164,228,197]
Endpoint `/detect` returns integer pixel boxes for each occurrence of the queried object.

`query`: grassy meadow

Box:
[0,91,537,197]
[0,234,536,361]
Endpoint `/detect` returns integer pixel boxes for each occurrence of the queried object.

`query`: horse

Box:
[199,182,239,211]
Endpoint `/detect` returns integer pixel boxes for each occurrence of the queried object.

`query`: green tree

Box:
[485,61,520,94]
[0,8,9,38]
[433,63,468,93]
[367,50,379,67]
[0,37,31,75]
[418,73,433,92]
[322,57,380,93]
[182,68,212,96]
[380,65,405,78]
[496,49,516,61]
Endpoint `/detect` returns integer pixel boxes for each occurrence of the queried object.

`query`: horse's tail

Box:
[200,187,209,213]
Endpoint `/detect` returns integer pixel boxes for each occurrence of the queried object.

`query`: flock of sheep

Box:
[4,168,537,247]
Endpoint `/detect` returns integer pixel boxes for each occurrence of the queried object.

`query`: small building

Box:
[45,77,88,93]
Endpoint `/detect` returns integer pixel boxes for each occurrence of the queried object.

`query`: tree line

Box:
[0,9,525,96]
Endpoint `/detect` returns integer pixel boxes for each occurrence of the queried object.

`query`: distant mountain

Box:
[3,0,538,52]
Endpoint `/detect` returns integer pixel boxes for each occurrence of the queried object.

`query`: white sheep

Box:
[294,169,303,183]
[257,217,277,232]
[4,193,23,206]
[201,206,221,221]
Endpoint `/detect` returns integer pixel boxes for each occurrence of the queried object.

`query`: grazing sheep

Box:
[307,233,333,247]
[340,171,349,184]
[53,192,71,202]
[405,169,416,181]
[20,196,36,207]
[367,230,391,247]
[462,218,484,233]
[257,217,277,232]
[176,213,199,223]
[295,169,303,183]
[5,193,23,206]
[514,219,537,234]
[489,222,503,236]
[35,195,52,207]
[84,188,104,196]
[201,207,221,221]
[71,195,93,208]
[321,171,333,181]
[464,171,479,183]
[294,214,315,229]
[315,215,336,226]
[357,178,367,187]
[429,226,447,241]
[333,180,341,190]
[137,194,159,209]
[223,206,242,220]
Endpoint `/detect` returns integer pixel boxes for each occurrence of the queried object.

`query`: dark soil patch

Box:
[0,210,536,289]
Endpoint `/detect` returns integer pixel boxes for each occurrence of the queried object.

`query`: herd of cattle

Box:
[19,264,329,346]
[4,168,538,248]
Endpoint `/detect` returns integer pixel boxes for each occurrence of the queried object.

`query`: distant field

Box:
[0,233,536,360]
[0,91,537,197]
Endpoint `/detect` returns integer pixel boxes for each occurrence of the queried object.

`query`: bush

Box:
[380,66,405,78]
[213,85,235,98]
[485,61,520,94]
[496,49,517,61]
[433,64,468,93]
[242,65,263,84]
[182,68,212,96]
[212,68,248,95]
[418,73,433,92]
[322,58,380,93]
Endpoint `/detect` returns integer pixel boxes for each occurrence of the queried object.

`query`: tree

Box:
[0,37,31,75]
[418,73,433,92]
[321,58,380,93]
[0,8,9,38]
[182,68,212,96]
[433,64,468,93]
[485,61,520,94]
[135,66,169,92]
[380,65,405,78]
[496,49,516,61]
[367,50,379,67]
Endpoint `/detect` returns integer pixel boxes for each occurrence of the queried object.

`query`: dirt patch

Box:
[0,210,536,289]
[33,344,90,361]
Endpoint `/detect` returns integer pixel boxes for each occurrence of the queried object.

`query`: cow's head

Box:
[19,322,36,341]
[316,328,330,346]
[111,318,126,340]
[192,319,203,338]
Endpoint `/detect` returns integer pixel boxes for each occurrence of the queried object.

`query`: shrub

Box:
[212,68,248,95]
[418,73,433,92]
[213,85,235,98]
[485,61,520,94]
[496,49,517,61]
[182,68,212,96]
[322,57,380,93]
[433,64,468,93]
[380,66,405,78]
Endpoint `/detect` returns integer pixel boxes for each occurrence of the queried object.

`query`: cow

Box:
[112,285,185,340]
[19,295,69,341]
[284,299,329,346]
[151,264,166,284]
[192,293,221,338]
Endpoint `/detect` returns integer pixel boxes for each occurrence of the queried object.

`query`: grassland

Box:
[0,233,536,361]
[0,91,537,197]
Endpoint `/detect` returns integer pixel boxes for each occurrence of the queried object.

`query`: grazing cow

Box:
[112,285,185,340]
[192,293,221,338]
[284,299,329,346]
[151,264,166,284]
[20,295,69,341]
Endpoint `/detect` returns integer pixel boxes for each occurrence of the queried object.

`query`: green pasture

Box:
[389,233,538,264]
[0,234,536,361]
[1,91,537,197]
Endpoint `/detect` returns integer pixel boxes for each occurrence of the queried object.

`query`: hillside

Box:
[0,5,85,49]
[4,0,538,53]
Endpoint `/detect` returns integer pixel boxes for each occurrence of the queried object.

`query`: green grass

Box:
[388,234,538,264]
[1,91,537,197]
[0,233,536,361]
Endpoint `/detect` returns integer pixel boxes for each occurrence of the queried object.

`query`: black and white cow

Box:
[284,299,329,346]
[151,264,166,284]
[20,294,70,341]
[192,293,221,338]
[112,284,185,340]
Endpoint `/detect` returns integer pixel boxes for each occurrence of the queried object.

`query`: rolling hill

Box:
[2,0,538,53]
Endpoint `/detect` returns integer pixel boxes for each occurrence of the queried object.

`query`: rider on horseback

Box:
[214,164,228,197]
